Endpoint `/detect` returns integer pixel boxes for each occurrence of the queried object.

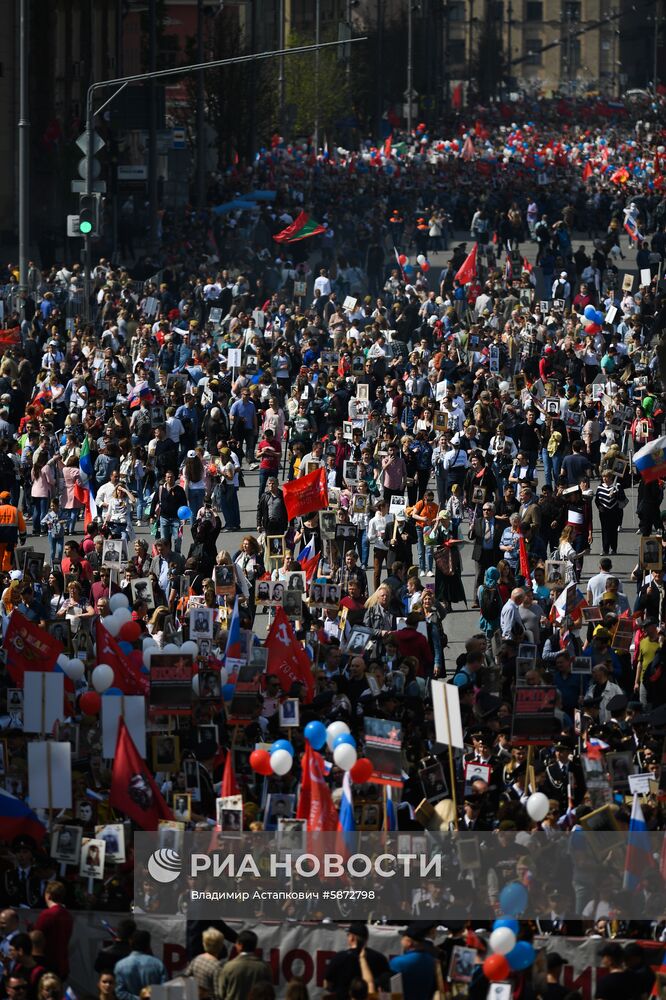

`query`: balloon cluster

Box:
[583,303,605,335]
[397,254,431,275]
[482,918,535,980]
[250,739,295,777]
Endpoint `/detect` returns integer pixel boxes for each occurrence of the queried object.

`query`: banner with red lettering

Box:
[4,610,63,685]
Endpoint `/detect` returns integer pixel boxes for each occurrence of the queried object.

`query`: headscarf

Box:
[484,566,500,588]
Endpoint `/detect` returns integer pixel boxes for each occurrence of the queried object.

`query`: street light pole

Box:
[148,0,159,247]
[196,0,206,210]
[314,0,321,151]
[407,0,413,133]
[278,0,285,131]
[654,0,660,95]
[18,0,30,300]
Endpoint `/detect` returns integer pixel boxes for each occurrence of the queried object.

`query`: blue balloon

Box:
[271,739,295,756]
[332,733,357,750]
[304,720,327,749]
[103,687,123,696]
[222,683,235,701]
[594,310,604,326]
[499,882,528,916]
[177,505,192,520]
[506,941,535,971]
[453,673,468,687]
[54,663,64,673]
[493,918,520,934]
[583,304,596,320]
[140,665,150,674]
[403,264,415,276]
[118,641,133,654]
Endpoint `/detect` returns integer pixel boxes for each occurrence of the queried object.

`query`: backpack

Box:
[480,585,501,621]
[644,652,663,689]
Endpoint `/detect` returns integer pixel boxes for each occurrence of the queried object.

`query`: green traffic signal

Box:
[79,218,93,235]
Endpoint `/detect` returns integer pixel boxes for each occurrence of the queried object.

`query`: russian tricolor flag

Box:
[0,788,47,844]
[338,773,356,849]
[634,435,666,483]
[297,540,320,584]
[623,793,654,890]
[624,213,644,243]
[224,596,243,668]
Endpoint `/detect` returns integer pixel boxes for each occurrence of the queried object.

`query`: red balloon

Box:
[119,620,142,643]
[421,261,430,272]
[250,749,273,776]
[398,254,407,266]
[350,757,374,783]
[80,691,101,716]
[584,322,600,334]
[483,954,511,982]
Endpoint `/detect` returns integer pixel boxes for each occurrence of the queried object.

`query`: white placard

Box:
[628,772,652,795]
[227,348,241,369]
[28,741,72,809]
[143,296,159,317]
[605,305,618,325]
[150,981,199,1000]
[432,679,464,749]
[640,268,652,288]
[343,296,358,311]
[436,380,448,401]
[389,495,407,516]
[23,672,65,734]
[101,695,146,758]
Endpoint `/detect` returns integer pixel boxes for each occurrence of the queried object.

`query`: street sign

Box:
[117,165,148,180]
[71,180,106,194]
[76,131,105,156]
[67,216,80,238]
[172,127,186,149]
[78,158,101,180]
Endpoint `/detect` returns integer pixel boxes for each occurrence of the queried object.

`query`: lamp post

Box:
[18,0,30,300]
[314,0,321,151]
[407,0,414,132]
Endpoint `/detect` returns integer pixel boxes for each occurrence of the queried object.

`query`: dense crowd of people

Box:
[1,110,666,999]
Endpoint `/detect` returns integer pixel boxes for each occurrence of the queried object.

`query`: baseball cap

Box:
[187,450,197,459]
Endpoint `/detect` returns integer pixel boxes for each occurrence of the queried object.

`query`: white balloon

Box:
[109,592,130,612]
[333,743,358,771]
[326,721,351,749]
[65,657,86,682]
[180,641,199,657]
[143,647,155,668]
[103,614,122,636]
[57,653,71,670]
[92,663,114,693]
[192,675,201,696]
[270,748,293,776]
[114,608,132,626]
[417,254,426,264]
[526,791,550,823]
[489,927,517,955]
[142,636,158,649]
[163,643,180,654]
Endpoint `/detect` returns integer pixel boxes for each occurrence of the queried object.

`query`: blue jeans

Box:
[356,528,369,567]
[159,516,182,553]
[541,449,563,489]
[130,478,150,521]
[65,507,79,533]
[187,489,205,520]
[258,469,275,499]
[417,525,433,572]
[49,534,64,565]
[32,496,49,534]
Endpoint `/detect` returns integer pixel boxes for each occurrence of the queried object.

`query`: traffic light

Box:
[77,193,102,237]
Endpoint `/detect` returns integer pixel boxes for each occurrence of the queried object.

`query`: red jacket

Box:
[389,627,434,675]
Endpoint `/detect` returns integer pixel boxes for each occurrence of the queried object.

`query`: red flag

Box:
[384,133,392,157]
[452,83,463,110]
[518,535,532,588]
[221,750,240,797]
[4,610,63,685]
[582,160,593,181]
[96,620,149,696]
[266,606,314,703]
[296,743,339,831]
[454,243,478,285]
[281,467,328,522]
[109,718,173,830]
[522,257,533,274]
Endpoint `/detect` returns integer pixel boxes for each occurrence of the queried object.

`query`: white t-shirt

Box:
[314,275,332,297]
[165,416,184,444]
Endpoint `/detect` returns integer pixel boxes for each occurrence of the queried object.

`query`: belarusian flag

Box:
[274,211,326,243]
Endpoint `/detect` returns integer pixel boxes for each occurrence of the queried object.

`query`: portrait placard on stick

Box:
[101,695,146,759]
[23,672,65,734]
